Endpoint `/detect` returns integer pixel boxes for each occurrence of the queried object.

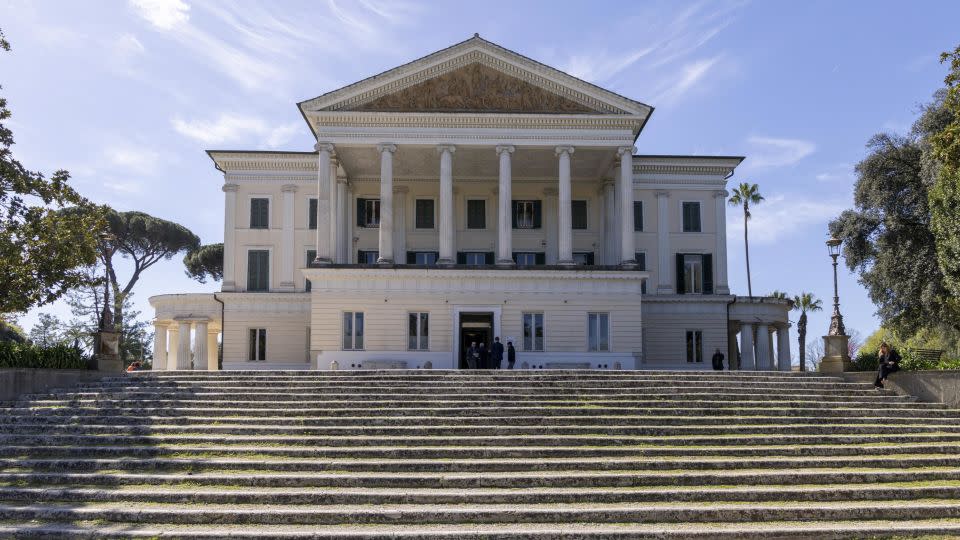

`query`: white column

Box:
[755,323,771,371]
[152,323,167,371]
[328,158,339,264]
[377,143,397,264]
[556,146,575,265]
[714,189,730,294]
[314,143,334,264]
[177,321,192,370]
[393,185,407,263]
[342,180,353,263]
[617,146,636,266]
[438,145,456,265]
[602,180,616,265]
[740,323,755,370]
[656,191,672,293]
[207,328,219,371]
[336,178,349,264]
[768,329,776,371]
[280,184,296,289]
[496,145,515,266]
[222,184,239,291]
[166,325,178,371]
[728,328,740,371]
[777,324,792,371]
[194,321,208,373]
[543,187,558,264]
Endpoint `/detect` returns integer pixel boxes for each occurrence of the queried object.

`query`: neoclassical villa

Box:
[150,36,791,371]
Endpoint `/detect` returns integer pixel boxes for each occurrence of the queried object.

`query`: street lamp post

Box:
[826,237,845,336]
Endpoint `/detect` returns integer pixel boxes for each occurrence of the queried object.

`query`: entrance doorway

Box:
[459,312,494,369]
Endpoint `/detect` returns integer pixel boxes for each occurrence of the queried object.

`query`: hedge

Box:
[0,342,89,370]
[852,348,960,372]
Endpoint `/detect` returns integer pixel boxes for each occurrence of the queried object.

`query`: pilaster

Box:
[221,184,239,291]
[656,190,672,293]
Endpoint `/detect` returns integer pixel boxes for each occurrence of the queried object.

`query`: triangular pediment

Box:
[350,62,598,114]
[299,36,653,118]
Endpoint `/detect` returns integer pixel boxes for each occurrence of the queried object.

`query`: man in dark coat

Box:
[466,342,479,369]
[711,348,725,371]
[478,342,489,369]
[875,342,902,388]
[506,341,516,369]
[491,337,504,370]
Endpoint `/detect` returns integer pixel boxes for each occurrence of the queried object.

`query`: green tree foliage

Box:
[184,243,224,284]
[0,313,25,343]
[829,96,960,337]
[28,312,67,347]
[0,29,105,314]
[792,292,823,372]
[930,44,960,299]
[728,183,764,297]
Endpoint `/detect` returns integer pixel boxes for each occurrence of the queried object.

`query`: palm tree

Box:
[792,292,823,372]
[728,183,764,297]
[769,290,788,300]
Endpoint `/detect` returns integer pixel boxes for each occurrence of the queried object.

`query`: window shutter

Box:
[485,252,495,265]
[676,253,686,294]
[636,252,646,271]
[356,198,366,227]
[456,252,466,265]
[512,252,519,264]
[309,199,317,229]
[511,201,519,229]
[702,254,714,294]
[247,252,257,291]
[357,250,365,264]
[533,200,543,229]
[259,200,269,228]
[406,252,416,264]
[634,201,643,231]
[585,252,595,265]
[535,252,546,265]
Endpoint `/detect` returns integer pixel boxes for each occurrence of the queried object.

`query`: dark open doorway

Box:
[459,312,494,369]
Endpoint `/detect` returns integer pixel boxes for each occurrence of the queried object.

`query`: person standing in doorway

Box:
[478,342,489,369]
[507,340,516,369]
[466,341,479,370]
[491,337,504,370]
[711,348,725,371]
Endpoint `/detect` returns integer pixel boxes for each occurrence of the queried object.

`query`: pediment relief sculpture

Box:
[352,63,598,114]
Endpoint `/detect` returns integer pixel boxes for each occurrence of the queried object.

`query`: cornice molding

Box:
[310,112,642,132]
[210,152,318,174]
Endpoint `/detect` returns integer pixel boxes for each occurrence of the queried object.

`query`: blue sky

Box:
[2,0,958,357]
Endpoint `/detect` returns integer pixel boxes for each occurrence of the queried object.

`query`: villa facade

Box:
[149,35,791,371]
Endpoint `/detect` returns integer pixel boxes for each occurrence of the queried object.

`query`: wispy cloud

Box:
[129,0,190,30]
[653,56,721,105]
[815,163,855,183]
[727,194,846,245]
[171,113,300,148]
[104,144,162,176]
[744,136,816,169]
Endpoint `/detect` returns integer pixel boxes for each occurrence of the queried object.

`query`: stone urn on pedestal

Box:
[93,302,123,372]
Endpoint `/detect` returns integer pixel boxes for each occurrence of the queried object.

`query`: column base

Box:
[557,259,576,266]
[221,281,237,292]
[377,258,394,266]
[496,259,516,267]
[437,258,456,267]
[657,285,674,294]
[313,257,333,265]
[620,261,637,269]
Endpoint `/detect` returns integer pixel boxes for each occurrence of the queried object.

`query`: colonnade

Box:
[152,319,219,371]
[735,322,792,371]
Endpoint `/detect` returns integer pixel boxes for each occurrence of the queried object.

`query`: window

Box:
[407,251,438,265]
[408,312,429,350]
[682,201,701,232]
[676,253,713,294]
[247,250,269,292]
[308,199,318,230]
[572,200,588,230]
[305,250,316,292]
[357,250,379,264]
[573,252,595,265]
[343,312,364,350]
[522,313,544,351]
[357,198,381,228]
[250,198,269,229]
[415,199,435,229]
[460,252,492,265]
[634,201,643,231]
[513,252,544,266]
[635,252,647,294]
[248,328,266,361]
[588,313,610,352]
[467,199,486,229]
[686,330,704,363]
[512,200,541,229]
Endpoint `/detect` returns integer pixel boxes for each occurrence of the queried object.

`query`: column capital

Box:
[336,176,350,186]
[314,142,335,153]
[543,187,558,196]
[495,145,515,155]
[281,184,298,193]
[555,145,575,156]
[713,189,729,199]
[616,146,636,157]
[393,185,409,194]
[377,143,397,154]
[222,183,239,193]
[655,190,671,199]
[436,144,457,154]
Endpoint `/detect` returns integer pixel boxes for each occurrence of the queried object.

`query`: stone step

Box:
[6,519,960,540]
[123,369,839,378]
[5,500,960,526]
[4,442,960,460]
[4,455,960,474]
[4,468,960,489]
[3,483,960,506]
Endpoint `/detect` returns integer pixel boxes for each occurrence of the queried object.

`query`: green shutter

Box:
[533,200,542,229]
[485,252,495,265]
[702,254,713,294]
[676,253,686,294]
[535,252,546,265]
[456,252,466,265]
[634,201,643,231]
[309,199,317,229]
[356,198,366,227]
[511,201,519,229]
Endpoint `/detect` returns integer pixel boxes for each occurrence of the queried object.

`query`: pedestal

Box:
[93,330,123,372]
[819,334,852,373]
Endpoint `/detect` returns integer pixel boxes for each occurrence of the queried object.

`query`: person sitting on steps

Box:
[874,341,901,389]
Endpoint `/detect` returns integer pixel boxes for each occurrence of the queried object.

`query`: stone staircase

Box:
[1,370,960,538]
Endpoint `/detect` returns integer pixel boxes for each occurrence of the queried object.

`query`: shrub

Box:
[0,342,89,369]
[852,351,879,371]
